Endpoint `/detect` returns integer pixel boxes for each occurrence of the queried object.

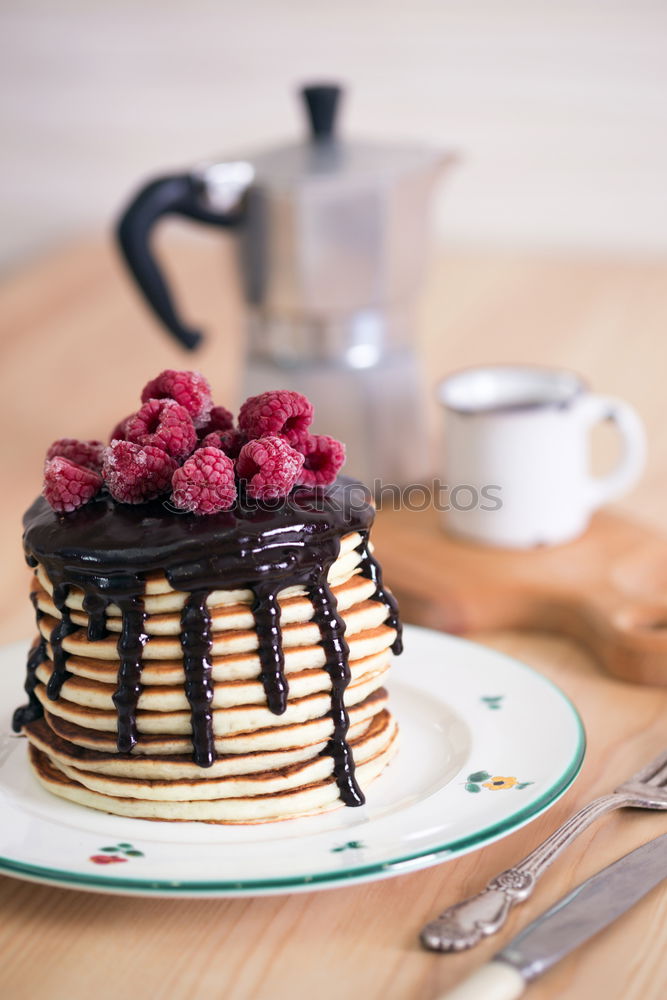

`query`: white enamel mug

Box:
[438,365,646,548]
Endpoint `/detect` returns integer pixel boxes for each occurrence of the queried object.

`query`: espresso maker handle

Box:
[116,173,243,350]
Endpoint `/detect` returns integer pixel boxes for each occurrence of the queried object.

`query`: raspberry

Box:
[45,438,105,473]
[199,404,235,436]
[238,391,313,444]
[109,414,134,442]
[102,441,176,504]
[43,458,102,513]
[171,447,237,515]
[297,434,346,486]
[201,428,246,459]
[141,370,213,429]
[236,435,304,499]
[125,398,197,461]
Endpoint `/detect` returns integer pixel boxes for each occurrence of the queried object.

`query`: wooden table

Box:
[1,237,666,1000]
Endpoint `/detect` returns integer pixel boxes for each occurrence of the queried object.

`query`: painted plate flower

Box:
[482,776,518,791]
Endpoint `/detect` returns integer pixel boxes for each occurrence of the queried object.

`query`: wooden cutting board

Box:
[372,504,667,687]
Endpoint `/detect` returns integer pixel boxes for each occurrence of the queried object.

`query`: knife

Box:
[439,833,667,1000]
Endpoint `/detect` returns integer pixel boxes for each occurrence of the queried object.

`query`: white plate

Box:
[0,626,585,897]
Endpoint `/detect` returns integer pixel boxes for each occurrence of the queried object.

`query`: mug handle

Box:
[575,394,647,510]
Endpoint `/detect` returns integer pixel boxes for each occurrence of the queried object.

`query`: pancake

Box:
[28,733,399,823]
[41,687,389,757]
[32,542,373,639]
[24,712,380,779]
[26,711,396,801]
[31,664,389,735]
[33,646,392,712]
[41,624,395,686]
[34,587,392,657]
[16,475,403,823]
[34,530,366,614]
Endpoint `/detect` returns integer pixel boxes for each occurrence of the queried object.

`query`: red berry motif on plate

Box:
[171,447,237,514]
[46,438,105,473]
[141,369,213,429]
[238,390,313,445]
[236,435,305,499]
[297,434,346,487]
[43,457,103,512]
[102,440,177,504]
[89,842,144,864]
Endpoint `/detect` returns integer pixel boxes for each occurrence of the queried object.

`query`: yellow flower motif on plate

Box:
[482,776,517,791]
[463,771,533,793]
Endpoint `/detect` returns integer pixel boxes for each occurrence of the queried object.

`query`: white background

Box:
[2,0,667,270]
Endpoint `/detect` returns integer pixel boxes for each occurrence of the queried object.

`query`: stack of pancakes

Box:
[24,530,399,822]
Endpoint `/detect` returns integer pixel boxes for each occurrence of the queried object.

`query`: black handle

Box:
[116,173,243,350]
[301,84,342,140]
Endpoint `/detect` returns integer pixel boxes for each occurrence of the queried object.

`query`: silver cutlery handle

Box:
[421,793,622,951]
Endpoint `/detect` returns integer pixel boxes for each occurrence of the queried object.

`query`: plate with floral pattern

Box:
[0,626,585,896]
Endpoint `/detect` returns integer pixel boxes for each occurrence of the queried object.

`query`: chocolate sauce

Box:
[359,540,403,655]
[17,478,402,802]
[180,590,215,767]
[11,592,47,731]
[310,568,364,806]
[252,585,288,715]
[83,593,109,642]
[113,597,148,753]
[46,582,77,700]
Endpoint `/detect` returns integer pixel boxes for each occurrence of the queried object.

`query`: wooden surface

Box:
[1,238,667,1000]
[374,506,667,687]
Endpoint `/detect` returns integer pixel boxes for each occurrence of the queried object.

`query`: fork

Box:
[421,747,667,952]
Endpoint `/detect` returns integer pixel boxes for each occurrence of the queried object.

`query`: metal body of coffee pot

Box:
[117,84,455,485]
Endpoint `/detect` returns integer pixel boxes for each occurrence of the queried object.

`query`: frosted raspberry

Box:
[109,414,134,442]
[238,391,313,444]
[141,370,213,429]
[45,438,105,473]
[236,435,304,499]
[199,404,235,436]
[201,428,246,459]
[102,441,176,504]
[171,447,236,515]
[125,398,197,461]
[43,458,103,513]
[297,434,346,486]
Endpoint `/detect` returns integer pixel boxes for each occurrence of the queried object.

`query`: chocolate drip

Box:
[359,539,403,655]
[46,582,77,700]
[83,593,109,641]
[310,572,364,807]
[252,585,287,715]
[112,597,147,753]
[181,590,216,767]
[12,591,47,731]
[19,478,399,805]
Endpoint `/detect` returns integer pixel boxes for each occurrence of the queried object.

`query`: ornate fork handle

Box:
[420,793,623,952]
